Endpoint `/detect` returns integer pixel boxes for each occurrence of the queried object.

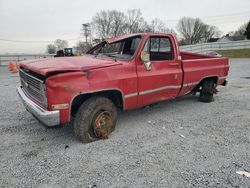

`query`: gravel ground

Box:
[0,59,250,188]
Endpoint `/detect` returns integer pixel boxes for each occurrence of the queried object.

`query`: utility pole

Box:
[82,23,91,43]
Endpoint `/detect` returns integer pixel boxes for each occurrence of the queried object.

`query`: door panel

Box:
[137,36,182,106]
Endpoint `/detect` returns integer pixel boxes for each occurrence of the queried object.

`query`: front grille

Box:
[19,69,47,107]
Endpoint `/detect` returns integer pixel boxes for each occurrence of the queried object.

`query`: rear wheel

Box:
[199,79,215,103]
[73,97,117,143]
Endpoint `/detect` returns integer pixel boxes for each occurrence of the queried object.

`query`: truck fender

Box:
[69,89,124,121]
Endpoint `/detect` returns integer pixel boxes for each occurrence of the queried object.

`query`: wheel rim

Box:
[93,111,113,138]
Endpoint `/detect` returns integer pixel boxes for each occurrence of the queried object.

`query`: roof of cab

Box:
[105,33,175,43]
[105,33,143,43]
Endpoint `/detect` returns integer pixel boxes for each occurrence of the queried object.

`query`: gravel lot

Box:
[0,59,250,188]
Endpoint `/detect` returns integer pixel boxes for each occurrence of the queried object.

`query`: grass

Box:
[216,49,250,58]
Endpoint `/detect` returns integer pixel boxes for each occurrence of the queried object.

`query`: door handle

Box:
[169,63,179,66]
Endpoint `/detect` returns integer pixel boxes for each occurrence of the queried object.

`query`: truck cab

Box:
[17,33,229,143]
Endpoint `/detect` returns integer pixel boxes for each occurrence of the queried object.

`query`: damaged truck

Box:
[17,33,229,143]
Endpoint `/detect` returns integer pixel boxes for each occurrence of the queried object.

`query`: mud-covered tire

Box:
[73,97,117,143]
[200,79,215,103]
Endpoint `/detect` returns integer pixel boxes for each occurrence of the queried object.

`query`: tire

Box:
[199,79,215,103]
[73,97,117,143]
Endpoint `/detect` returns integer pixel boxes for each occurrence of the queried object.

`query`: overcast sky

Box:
[0,0,250,54]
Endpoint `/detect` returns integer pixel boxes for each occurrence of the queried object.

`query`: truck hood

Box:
[20,55,122,76]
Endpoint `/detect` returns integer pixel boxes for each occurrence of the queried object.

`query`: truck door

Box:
[136,35,183,106]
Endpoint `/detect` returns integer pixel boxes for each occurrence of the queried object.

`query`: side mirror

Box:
[140,51,152,71]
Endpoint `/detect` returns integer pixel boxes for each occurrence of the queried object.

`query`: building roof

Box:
[230,35,246,41]
[217,35,246,42]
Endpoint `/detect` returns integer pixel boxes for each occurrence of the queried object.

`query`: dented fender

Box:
[46,71,91,123]
[45,67,130,124]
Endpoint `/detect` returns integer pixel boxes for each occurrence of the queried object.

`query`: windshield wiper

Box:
[96,53,117,62]
[104,54,117,58]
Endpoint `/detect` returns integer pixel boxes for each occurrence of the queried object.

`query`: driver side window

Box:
[143,37,173,61]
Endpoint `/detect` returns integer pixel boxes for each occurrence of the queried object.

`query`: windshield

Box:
[92,36,141,60]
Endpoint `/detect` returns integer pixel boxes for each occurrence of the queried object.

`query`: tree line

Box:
[47,9,250,54]
[92,9,176,39]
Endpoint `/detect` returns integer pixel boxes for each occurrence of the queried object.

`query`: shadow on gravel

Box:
[241,77,250,79]
[17,94,200,144]
[119,94,200,118]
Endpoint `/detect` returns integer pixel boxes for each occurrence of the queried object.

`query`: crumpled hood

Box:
[20,55,122,76]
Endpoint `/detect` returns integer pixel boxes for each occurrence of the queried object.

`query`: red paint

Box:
[19,33,229,124]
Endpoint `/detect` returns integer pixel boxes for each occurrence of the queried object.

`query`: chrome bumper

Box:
[222,80,228,86]
[17,86,60,126]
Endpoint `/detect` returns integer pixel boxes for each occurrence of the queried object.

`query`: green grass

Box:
[216,49,250,58]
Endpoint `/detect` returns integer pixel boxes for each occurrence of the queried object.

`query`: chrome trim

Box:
[81,76,227,102]
[19,69,44,83]
[68,75,228,121]
[124,92,138,99]
[19,69,47,107]
[139,85,181,96]
[219,76,227,80]
[128,76,228,97]
[17,86,60,126]
[183,82,199,87]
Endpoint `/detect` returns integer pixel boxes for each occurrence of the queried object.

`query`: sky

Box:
[0,0,250,54]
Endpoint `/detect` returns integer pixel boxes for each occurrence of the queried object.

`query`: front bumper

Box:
[222,80,228,86]
[17,86,60,126]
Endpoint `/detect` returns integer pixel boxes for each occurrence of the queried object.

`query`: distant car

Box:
[54,48,74,57]
[205,51,222,57]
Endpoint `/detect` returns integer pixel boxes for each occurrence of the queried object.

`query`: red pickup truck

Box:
[17,33,229,143]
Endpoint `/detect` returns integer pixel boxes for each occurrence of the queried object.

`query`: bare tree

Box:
[110,10,127,37]
[150,18,165,33]
[177,17,201,44]
[92,11,114,38]
[177,17,220,44]
[46,44,56,54]
[92,10,127,38]
[90,10,222,44]
[203,25,221,42]
[91,9,178,39]
[54,39,68,50]
[111,10,126,36]
[137,20,152,33]
[74,41,92,54]
[150,18,176,34]
[233,22,248,36]
[246,21,250,39]
[126,9,145,33]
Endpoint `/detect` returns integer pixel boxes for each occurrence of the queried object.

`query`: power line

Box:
[202,11,250,19]
[203,15,250,25]
[0,38,79,43]
[1,11,249,43]
[164,11,250,23]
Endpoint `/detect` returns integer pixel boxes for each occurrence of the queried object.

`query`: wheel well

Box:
[192,76,218,92]
[201,76,218,85]
[70,90,123,117]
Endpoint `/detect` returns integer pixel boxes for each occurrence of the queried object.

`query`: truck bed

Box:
[179,51,229,96]
[180,51,216,60]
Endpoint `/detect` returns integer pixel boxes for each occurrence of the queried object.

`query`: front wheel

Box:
[199,79,215,103]
[73,97,117,143]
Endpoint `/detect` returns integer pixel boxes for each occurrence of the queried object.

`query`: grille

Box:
[19,69,47,107]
